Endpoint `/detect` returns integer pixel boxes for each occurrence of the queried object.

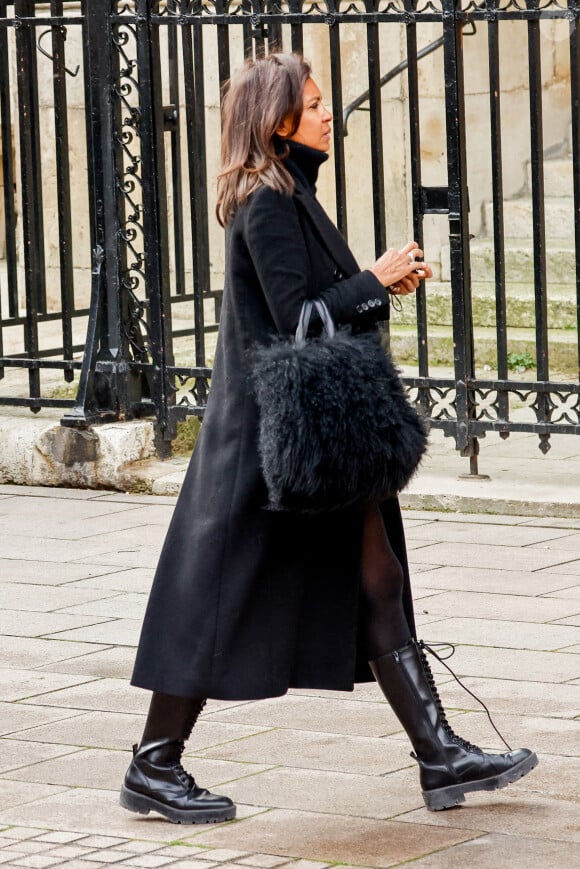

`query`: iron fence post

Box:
[442,0,476,459]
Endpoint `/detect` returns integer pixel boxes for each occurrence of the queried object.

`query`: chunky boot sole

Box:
[423,751,539,811]
[120,785,236,824]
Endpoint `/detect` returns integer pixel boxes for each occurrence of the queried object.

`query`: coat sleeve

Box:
[243,185,390,335]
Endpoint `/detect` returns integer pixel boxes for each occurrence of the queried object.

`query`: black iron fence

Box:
[1,0,580,465]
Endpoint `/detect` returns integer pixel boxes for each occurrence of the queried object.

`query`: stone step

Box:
[389,323,578,371]
[393,281,578,330]
[441,239,580,284]
[483,197,576,239]
[526,157,573,199]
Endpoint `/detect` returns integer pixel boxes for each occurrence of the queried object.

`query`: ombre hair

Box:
[216,53,311,227]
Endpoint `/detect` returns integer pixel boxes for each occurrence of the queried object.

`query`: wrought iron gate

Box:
[1,0,580,463]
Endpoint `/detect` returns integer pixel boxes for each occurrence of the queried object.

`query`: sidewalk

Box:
[0,483,579,868]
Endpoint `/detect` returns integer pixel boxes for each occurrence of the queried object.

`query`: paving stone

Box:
[398,790,580,842]
[408,541,578,572]
[0,790,263,841]
[1,536,127,564]
[110,854,174,867]
[0,610,113,639]
[417,590,580,623]
[0,584,120,613]
[37,647,137,680]
[0,840,55,853]
[0,637,110,670]
[0,739,80,774]
[410,832,580,867]
[406,522,574,548]
[0,827,48,839]
[0,780,68,813]
[34,832,88,844]
[161,862,219,869]
[72,547,162,570]
[58,594,147,621]
[8,856,67,868]
[208,696,403,738]
[0,703,87,739]
[412,565,579,596]
[552,613,580,626]
[41,845,99,858]
[0,669,99,704]
[536,559,580,576]
[46,619,142,646]
[0,560,131,587]
[1,747,270,792]
[196,728,413,776]
[424,616,580,651]
[110,842,165,855]
[214,766,424,820]
[67,835,130,849]
[426,711,580,757]
[27,678,151,714]
[80,848,134,863]
[417,644,580,683]
[191,809,480,867]
[66,569,156,594]
[186,851,251,863]
[235,854,291,867]
[543,584,580,600]
[423,675,580,718]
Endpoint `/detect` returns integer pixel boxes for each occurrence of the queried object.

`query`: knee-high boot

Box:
[120,694,236,824]
[370,639,538,811]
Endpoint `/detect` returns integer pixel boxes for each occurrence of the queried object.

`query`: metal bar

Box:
[167,1,186,297]
[0,5,19,320]
[442,0,475,456]
[405,9,429,384]
[50,0,75,379]
[487,0,509,424]
[15,0,44,406]
[328,21,347,238]
[135,0,174,443]
[365,17,387,257]
[181,18,208,373]
[527,1,550,450]
[61,0,121,427]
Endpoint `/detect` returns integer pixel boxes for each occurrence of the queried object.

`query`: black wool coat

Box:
[131,142,417,700]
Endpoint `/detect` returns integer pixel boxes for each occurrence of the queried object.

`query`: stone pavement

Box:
[0,484,579,868]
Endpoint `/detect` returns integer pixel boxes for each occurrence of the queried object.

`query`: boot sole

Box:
[422,751,539,811]
[120,785,236,824]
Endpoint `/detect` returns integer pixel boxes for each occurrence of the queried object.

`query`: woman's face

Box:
[279,77,333,152]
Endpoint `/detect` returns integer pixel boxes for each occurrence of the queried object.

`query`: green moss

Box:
[172,416,202,456]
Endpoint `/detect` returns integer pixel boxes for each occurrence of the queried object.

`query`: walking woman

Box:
[121,53,537,824]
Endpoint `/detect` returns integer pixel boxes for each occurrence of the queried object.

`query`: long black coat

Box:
[131,144,416,700]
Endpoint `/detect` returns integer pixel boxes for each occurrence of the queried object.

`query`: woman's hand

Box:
[369,241,433,295]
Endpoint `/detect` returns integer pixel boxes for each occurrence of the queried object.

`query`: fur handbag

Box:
[251,298,427,513]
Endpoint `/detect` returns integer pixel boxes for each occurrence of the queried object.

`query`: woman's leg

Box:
[363,505,538,811]
[120,692,236,824]
[360,503,412,658]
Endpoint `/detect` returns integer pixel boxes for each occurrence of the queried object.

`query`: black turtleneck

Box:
[277,138,329,194]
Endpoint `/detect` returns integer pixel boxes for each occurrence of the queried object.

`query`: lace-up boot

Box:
[370,639,538,811]
[120,738,235,823]
[120,696,235,824]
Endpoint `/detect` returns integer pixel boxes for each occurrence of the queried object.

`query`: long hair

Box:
[216,53,311,227]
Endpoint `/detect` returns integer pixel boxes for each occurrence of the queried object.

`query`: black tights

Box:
[360,504,411,660]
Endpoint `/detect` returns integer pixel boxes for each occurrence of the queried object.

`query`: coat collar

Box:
[293,180,360,278]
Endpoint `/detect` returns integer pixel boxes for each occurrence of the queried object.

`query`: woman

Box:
[121,53,537,824]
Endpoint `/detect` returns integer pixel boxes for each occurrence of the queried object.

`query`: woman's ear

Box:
[276,117,291,138]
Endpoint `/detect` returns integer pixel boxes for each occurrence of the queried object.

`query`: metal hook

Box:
[37,27,80,78]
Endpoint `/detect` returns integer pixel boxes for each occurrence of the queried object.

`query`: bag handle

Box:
[295,298,336,347]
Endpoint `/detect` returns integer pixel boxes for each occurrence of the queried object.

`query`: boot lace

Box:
[419,640,512,753]
[171,740,196,790]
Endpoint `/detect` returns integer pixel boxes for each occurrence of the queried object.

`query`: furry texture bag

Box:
[251,299,427,513]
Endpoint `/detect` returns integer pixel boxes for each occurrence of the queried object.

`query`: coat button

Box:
[362,302,369,311]
[333,269,344,281]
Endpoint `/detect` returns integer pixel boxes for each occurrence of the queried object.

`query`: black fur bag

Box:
[251,299,427,513]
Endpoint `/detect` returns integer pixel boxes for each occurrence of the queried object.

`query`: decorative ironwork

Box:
[1,0,579,461]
